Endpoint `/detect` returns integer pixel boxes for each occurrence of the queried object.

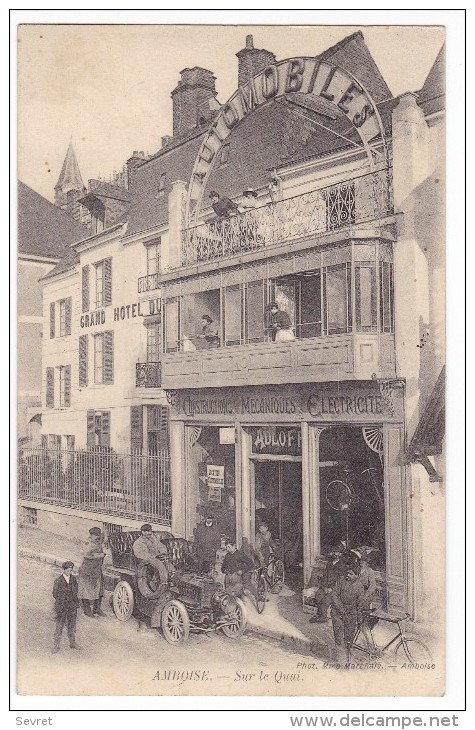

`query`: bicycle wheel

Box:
[326,480,352,511]
[394,639,433,665]
[256,574,267,614]
[271,558,285,593]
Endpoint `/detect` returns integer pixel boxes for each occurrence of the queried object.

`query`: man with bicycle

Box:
[221,538,259,603]
[330,556,365,663]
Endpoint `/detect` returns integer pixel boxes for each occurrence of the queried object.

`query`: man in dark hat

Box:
[209,190,238,219]
[132,524,169,583]
[330,556,365,663]
[52,561,80,653]
[193,514,221,574]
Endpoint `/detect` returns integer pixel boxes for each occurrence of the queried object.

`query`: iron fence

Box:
[18,447,172,525]
[182,168,393,265]
[137,272,160,293]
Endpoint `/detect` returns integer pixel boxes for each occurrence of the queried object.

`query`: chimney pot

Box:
[246,34,254,49]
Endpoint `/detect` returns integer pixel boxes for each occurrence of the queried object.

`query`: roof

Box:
[127,31,395,237]
[319,31,392,104]
[417,44,445,116]
[18,180,85,258]
[80,182,131,205]
[41,249,80,281]
[54,141,85,193]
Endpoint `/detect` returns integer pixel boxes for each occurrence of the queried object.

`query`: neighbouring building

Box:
[17,180,85,443]
[20,33,445,623]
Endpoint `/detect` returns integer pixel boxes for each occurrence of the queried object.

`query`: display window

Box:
[318,425,386,571]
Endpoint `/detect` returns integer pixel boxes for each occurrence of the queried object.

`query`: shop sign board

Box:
[250,426,302,456]
[172,382,403,423]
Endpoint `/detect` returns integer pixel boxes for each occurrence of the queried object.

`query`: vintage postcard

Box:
[16,21,447,699]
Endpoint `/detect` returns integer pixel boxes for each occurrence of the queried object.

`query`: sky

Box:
[17,23,445,202]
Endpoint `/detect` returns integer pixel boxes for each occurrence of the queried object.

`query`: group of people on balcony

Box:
[193,302,295,351]
[208,169,283,222]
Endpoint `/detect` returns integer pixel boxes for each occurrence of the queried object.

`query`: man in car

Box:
[133,524,169,583]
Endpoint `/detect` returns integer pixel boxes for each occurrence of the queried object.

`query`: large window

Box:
[146,240,161,277]
[162,243,393,352]
[146,322,160,362]
[92,258,112,308]
[355,262,378,332]
[223,286,242,346]
[324,264,352,335]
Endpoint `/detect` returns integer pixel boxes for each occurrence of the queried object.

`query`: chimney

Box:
[126,150,146,188]
[171,66,217,137]
[236,34,276,87]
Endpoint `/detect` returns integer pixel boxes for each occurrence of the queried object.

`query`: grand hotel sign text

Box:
[187,57,385,220]
[80,298,161,328]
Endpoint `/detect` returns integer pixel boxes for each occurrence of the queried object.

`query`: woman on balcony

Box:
[266,303,295,342]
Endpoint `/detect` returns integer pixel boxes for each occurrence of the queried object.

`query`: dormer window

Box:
[158,173,166,198]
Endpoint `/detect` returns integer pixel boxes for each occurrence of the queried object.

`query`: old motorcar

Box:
[108,531,247,644]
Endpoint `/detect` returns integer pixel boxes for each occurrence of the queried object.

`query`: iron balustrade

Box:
[138,272,160,293]
[18,447,172,525]
[136,361,161,388]
[182,168,393,265]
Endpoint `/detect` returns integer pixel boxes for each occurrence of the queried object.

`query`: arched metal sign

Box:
[186,57,388,223]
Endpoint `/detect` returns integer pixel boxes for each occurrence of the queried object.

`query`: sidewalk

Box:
[17,525,436,659]
[17,524,331,657]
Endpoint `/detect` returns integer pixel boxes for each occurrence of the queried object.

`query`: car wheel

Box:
[221,597,248,638]
[112,580,134,621]
[161,600,190,644]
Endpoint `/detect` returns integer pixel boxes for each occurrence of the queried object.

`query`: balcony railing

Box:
[136,361,161,388]
[182,168,393,265]
[138,272,160,293]
[18,447,171,525]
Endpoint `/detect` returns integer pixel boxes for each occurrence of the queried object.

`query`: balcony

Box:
[136,362,161,388]
[138,272,160,294]
[160,333,396,391]
[181,168,393,266]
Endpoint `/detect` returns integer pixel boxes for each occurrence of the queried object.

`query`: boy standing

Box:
[52,561,80,653]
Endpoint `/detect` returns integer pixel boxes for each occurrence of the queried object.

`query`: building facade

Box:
[23,33,444,622]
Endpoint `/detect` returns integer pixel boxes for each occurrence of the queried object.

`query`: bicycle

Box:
[352,608,433,666]
[254,550,285,614]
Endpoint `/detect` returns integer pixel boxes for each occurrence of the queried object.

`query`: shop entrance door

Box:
[253,459,303,589]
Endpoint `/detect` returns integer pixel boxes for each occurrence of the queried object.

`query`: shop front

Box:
[167,379,408,611]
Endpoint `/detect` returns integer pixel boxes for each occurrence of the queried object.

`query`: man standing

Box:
[132,524,169,584]
[52,561,80,653]
[330,558,365,663]
[194,514,221,574]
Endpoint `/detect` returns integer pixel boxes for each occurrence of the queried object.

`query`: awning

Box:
[406,366,445,481]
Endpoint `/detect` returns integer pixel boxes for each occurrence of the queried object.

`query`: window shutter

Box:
[46,367,54,408]
[41,434,48,449]
[103,331,114,384]
[86,410,95,448]
[82,265,90,313]
[130,406,143,452]
[158,406,169,449]
[49,302,55,338]
[104,257,112,305]
[79,335,88,387]
[64,365,71,407]
[101,411,111,447]
[65,297,72,335]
